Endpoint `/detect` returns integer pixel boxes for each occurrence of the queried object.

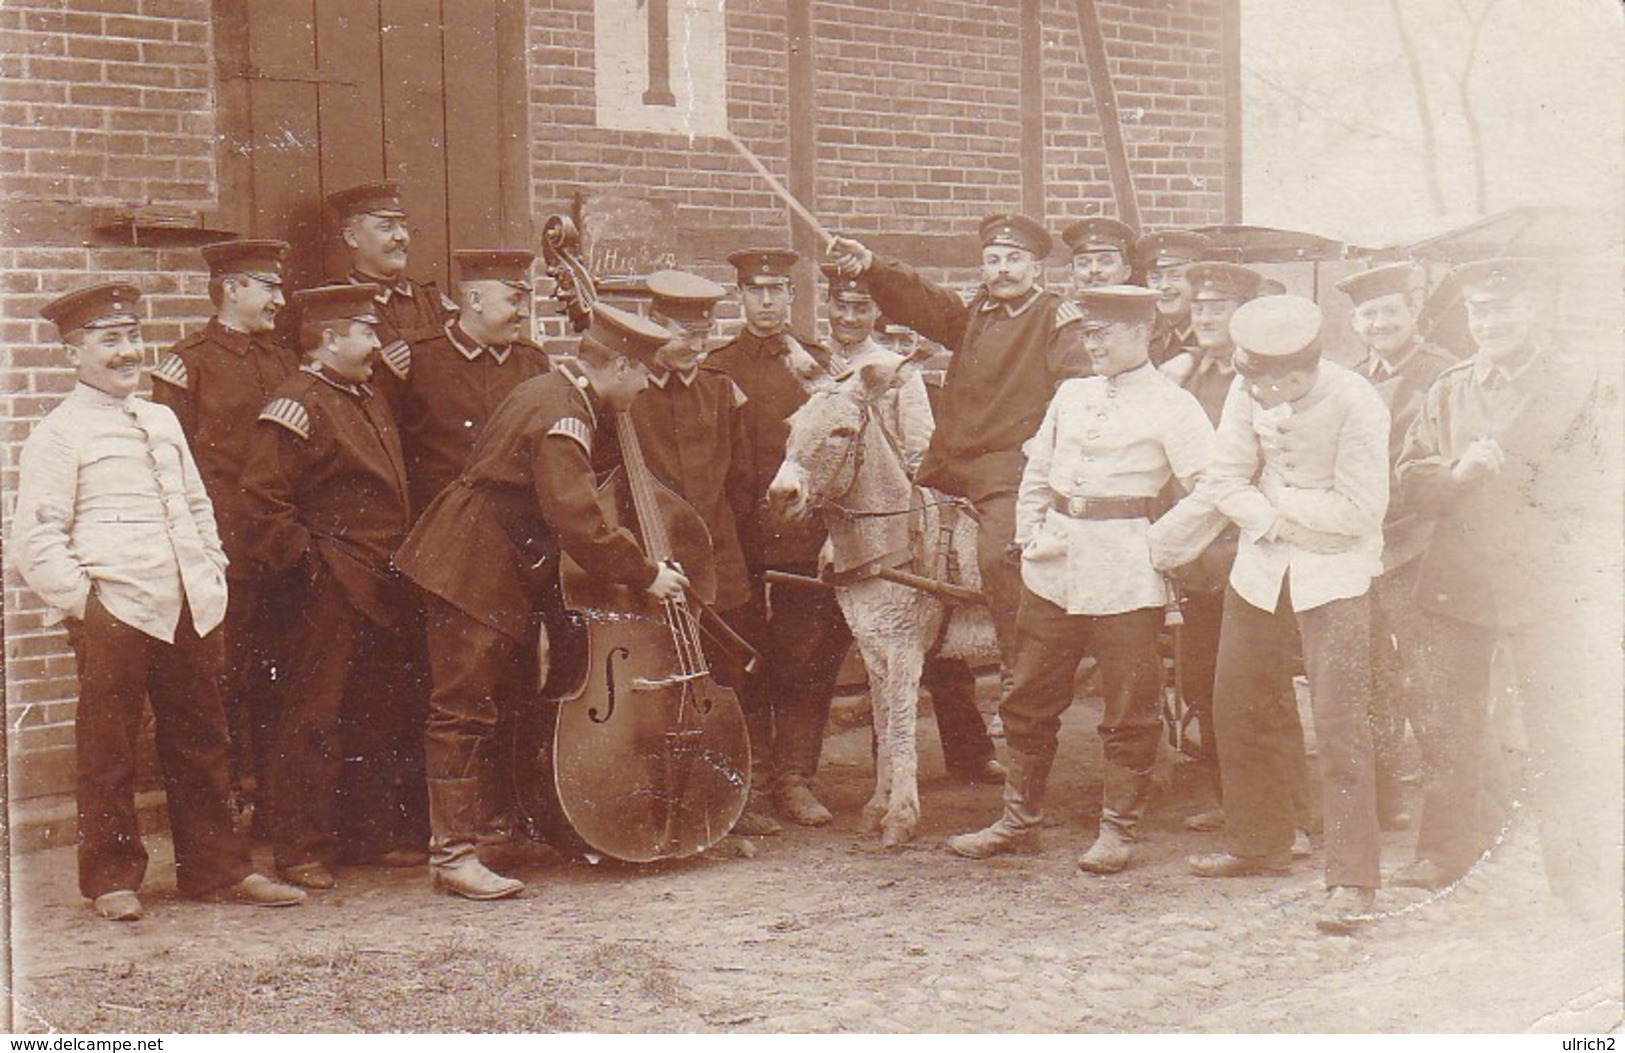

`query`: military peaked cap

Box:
[1062,217,1136,256]
[454,249,535,291]
[645,269,726,330]
[728,248,799,286]
[1334,262,1420,305]
[979,213,1052,258]
[326,180,407,219]
[41,282,142,336]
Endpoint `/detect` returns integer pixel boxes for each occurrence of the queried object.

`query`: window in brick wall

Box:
[212,0,530,291]
[594,0,727,137]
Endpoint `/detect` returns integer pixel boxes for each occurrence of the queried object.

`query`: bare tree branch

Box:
[1453,0,1500,214]
[1388,0,1449,215]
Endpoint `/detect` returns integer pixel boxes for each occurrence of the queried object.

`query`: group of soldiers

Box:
[14,181,1618,935]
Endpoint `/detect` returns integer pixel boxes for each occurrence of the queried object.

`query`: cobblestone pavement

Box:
[8,697,1621,1033]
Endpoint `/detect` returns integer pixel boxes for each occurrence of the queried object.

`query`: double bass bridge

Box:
[631,670,710,691]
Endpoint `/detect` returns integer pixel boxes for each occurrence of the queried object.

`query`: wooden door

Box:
[214,0,530,290]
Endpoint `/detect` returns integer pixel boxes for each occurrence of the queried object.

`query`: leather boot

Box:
[732,760,782,836]
[1077,762,1151,874]
[946,745,1053,859]
[428,777,524,900]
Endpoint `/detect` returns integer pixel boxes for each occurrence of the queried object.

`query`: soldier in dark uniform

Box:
[375,249,552,517]
[1396,260,1619,915]
[367,249,555,862]
[396,305,687,900]
[326,180,455,356]
[626,269,783,834]
[1336,261,1460,839]
[239,284,417,891]
[1135,230,1211,368]
[1063,216,1136,293]
[707,248,852,826]
[828,215,1085,707]
[151,239,299,823]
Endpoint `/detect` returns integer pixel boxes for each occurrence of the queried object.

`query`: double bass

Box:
[512,217,753,862]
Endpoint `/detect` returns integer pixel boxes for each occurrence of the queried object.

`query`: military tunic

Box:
[1394,349,1619,895]
[395,367,658,643]
[707,329,853,783]
[861,257,1083,672]
[1354,338,1457,830]
[1148,314,1195,369]
[351,271,455,366]
[396,367,661,812]
[152,319,301,566]
[152,319,301,801]
[376,320,552,517]
[239,363,416,867]
[630,365,751,613]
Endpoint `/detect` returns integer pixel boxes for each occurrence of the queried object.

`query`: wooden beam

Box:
[1221,0,1244,223]
[786,0,818,336]
[1071,0,1139,229]
[1019,0,1046,219]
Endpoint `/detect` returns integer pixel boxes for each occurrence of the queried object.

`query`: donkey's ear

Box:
[856,357,902,398]
[783,337,826,382]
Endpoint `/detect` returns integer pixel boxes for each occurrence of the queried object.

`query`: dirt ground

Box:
[7,695,1622,1034]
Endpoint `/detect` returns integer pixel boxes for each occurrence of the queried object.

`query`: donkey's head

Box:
[768,357,906,521]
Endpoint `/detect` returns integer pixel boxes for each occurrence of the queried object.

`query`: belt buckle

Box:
[1067,495,1087,518]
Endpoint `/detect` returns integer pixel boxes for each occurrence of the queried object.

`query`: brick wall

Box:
[1,0,219,801]
[529,0,1230,252]
[3,0,1232,804]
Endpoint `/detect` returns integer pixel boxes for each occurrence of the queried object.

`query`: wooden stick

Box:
[764,567,987,606]
[724,129,835,248]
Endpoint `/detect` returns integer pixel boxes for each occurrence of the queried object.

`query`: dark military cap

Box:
[201,239,288,283]
[979,213,1052,258]
[294,283,381,328]
[819,262,875,302]
[1446,257,1542,304]
[1187,261,1263,302]
[454,249,535,291]
[41,282,142,336]
[326,180,407,219]
[1334,262,1419,305]
[1062,217,1135,256]
[645,269,725,331]
[1230,295,1324,375]
[1075,285,1160,330]
[580,302,669,366]
[1134,230,1211,270]
[728,248,799,287]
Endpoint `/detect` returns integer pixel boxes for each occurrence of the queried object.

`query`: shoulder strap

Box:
[259,396,312,440]
[151,353,189,390]
[378,339,412,380]
[545,415,592,455]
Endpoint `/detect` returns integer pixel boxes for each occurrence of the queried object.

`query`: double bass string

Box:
[616,413,711,691]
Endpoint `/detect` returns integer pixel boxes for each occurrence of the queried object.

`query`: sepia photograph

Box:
[0,0,1620,1037]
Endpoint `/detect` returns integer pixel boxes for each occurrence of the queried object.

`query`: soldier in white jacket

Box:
[13,283,305,921]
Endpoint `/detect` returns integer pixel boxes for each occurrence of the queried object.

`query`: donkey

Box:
[768,357,999,847]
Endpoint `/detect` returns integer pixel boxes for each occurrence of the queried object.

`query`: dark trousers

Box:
[1185,587,1314,824]
[423,598,534,784]
[1179,589,1225,778]
[999,588,1164,773]
[922,657,996,772]
[1405,611,1494,875]
[969,491,1022,674]
[269,573,419,868]
[1369,562,1428,819]
[1215,582,1380,888]
[731,565,852,782]
[1421,607,1620,912]
[66,595,250,899]
[220,574,284,802]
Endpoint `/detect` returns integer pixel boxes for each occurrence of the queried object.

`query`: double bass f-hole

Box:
[591,645,632,724]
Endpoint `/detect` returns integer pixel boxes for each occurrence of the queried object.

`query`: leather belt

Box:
[1049,491,1154,521]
